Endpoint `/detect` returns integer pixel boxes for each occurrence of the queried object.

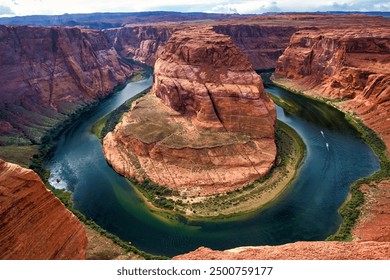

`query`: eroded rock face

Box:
[275,27,390,150]
[173,242,390,260]
[0,159,87,259]
[106,15,385,71]
[105,25,173,65]
[153,28,276,137]
[212,25,297,70]
[0,25,133,145]
[107,23,296,70]
[103,28,276,195]
[353,180,390,242]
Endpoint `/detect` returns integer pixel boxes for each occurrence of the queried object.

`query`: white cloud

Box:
[0,0,14,17]
[0,5,14,16]
[210,4,238,14]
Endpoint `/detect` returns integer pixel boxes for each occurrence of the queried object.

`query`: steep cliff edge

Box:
[105,25,174,65]
[0,25,133,145]
[212,24,297,70]
[105,15,386,71]
[274,27,390,151]
[174,241,390,260]
[0,159,87,259]
[270,27,390,259]
[103,28,276,195]
[353,180,390,242]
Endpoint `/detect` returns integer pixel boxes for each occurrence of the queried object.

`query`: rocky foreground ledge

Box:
[174,241,390,260]
[0,160,87,259]
[103,28,276,195]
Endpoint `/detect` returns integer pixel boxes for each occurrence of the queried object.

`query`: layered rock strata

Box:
[275,27,390,150]
[106,23,296,70]
[173,242,390,260]
[0,25,133,145]
[0,159,87,259]
[106,15,388,70]
[104,28,276,195]
[105,25,174,65]
[212,25,297,69]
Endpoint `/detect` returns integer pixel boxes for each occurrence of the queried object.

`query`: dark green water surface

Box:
[47,78,379,257]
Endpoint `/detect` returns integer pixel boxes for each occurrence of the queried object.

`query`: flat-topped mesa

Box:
[103,28,276,195]
[153,28,275,137]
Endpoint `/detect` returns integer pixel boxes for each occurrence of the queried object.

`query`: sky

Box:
[0,0,389,17]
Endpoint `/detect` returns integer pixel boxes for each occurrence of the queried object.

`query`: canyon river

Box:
[47,77,379,257]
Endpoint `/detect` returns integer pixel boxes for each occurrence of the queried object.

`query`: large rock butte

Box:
[103,28,276,195]
[0,159,88,259]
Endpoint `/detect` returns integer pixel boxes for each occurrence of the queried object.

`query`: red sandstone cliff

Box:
[105,25,174,65]
[0,159,87,259]
[275,27,390,150]
[106,23,296,70]
[0,25,133,145]
[353,180,390,242]
[212,25,297,69]
[152,28,276,137]
[172,15,390,260]
[103,28,276,195]
[105,15,386,71]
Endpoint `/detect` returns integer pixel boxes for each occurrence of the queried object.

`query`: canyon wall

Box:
[173,15,390,260]
[106,23,297,70]
[0,159,87,259]
[353,180,390,242]
[106,15,385,71]
[105,25,174,65]
[0,25,133,145]
[212,25,297,69]
[275,27,390,150]
[103,28,276,195]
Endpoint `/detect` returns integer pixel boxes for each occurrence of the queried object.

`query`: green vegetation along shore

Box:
[95,89,306,221]
[3,71,166,260]
[272,78,390,241]
[91,71,306,221]
[326,115,390,241]
[91,86,151,140]
[124,120,305,223]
